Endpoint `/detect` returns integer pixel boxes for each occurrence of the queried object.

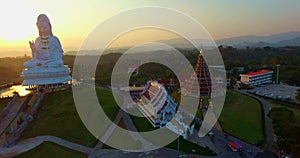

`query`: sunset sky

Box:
[0,0,300,57]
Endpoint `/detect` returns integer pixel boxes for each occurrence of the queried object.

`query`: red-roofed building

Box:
[240,70,273,86]
[128,65,139,74]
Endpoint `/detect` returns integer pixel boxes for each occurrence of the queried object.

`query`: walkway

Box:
[0,135,93,157]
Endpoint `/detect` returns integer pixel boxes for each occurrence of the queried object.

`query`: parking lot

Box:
[248,84,299,103]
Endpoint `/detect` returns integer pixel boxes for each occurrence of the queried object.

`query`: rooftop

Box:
[241,70,273,77]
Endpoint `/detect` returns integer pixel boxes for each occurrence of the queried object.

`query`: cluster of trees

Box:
[220,46,300,86]
[0,46,300,86]
[0,56,31,84]
[296,89,300,103]
[268,107,300,157]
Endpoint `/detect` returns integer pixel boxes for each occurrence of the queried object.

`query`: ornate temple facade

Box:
[137,81,194,139]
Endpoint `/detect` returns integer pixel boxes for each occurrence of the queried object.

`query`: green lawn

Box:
[0,98,11,111]
[21,87,120,147]
[96,88,120,121]
[104,118,142,150]
[219,90,264,145]
[128,108,155,132]
[16,142,88,158]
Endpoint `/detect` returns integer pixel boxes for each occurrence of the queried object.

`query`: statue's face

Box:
[37,22,51,37]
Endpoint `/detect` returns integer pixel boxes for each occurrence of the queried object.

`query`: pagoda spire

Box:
[199,48,204,55]
[183,48,212,98]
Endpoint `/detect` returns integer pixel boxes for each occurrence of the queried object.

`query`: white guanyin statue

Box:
[22,14,71,86]
[24,14,63,68]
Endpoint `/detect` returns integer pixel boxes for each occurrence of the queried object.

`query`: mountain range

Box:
[1,31,300,58]
[153,31,300,49]
[216,31,300,48]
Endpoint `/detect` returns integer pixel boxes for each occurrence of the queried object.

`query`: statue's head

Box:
[36,14,53,37]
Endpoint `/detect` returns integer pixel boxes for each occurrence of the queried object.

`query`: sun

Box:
[0,1,36,41]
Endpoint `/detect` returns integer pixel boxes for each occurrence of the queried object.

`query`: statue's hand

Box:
[29,40,38,59]
[29,40,36,52]
[29,40,35,50]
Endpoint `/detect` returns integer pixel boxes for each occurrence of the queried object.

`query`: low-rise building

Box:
[240,70,273,86]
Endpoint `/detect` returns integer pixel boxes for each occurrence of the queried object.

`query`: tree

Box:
[296,89,300,103]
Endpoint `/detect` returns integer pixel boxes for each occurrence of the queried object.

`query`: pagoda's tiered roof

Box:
[184,49,212,97]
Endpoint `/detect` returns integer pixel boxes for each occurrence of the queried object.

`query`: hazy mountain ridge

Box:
[217,31,300,48]
[1,31,300,58]
[149,31,300,49]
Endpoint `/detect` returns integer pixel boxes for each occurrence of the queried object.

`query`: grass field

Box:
[96,88,120,121]
[0,98,11,111]
[129,108,155,132]
[21,87,120,147]
[219,90,264,145]
[16,142,88,158]
[104,118,143,150]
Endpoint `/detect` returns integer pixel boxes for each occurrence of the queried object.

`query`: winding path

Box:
[0,135,93,158]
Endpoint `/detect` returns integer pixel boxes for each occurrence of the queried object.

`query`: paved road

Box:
[235,90,277,153]
[187,120,262,158]
[0,135,93,158]
[90,148,187,158]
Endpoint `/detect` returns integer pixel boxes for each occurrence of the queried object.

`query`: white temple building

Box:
[137,81,194,139]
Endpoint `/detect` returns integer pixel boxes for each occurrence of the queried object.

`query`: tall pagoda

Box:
[183,49,212,100]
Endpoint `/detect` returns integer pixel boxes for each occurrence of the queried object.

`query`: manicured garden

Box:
[21,87,120,147]
[219,90,264,145]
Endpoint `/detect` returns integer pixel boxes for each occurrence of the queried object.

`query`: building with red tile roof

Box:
[240,70,273,86]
